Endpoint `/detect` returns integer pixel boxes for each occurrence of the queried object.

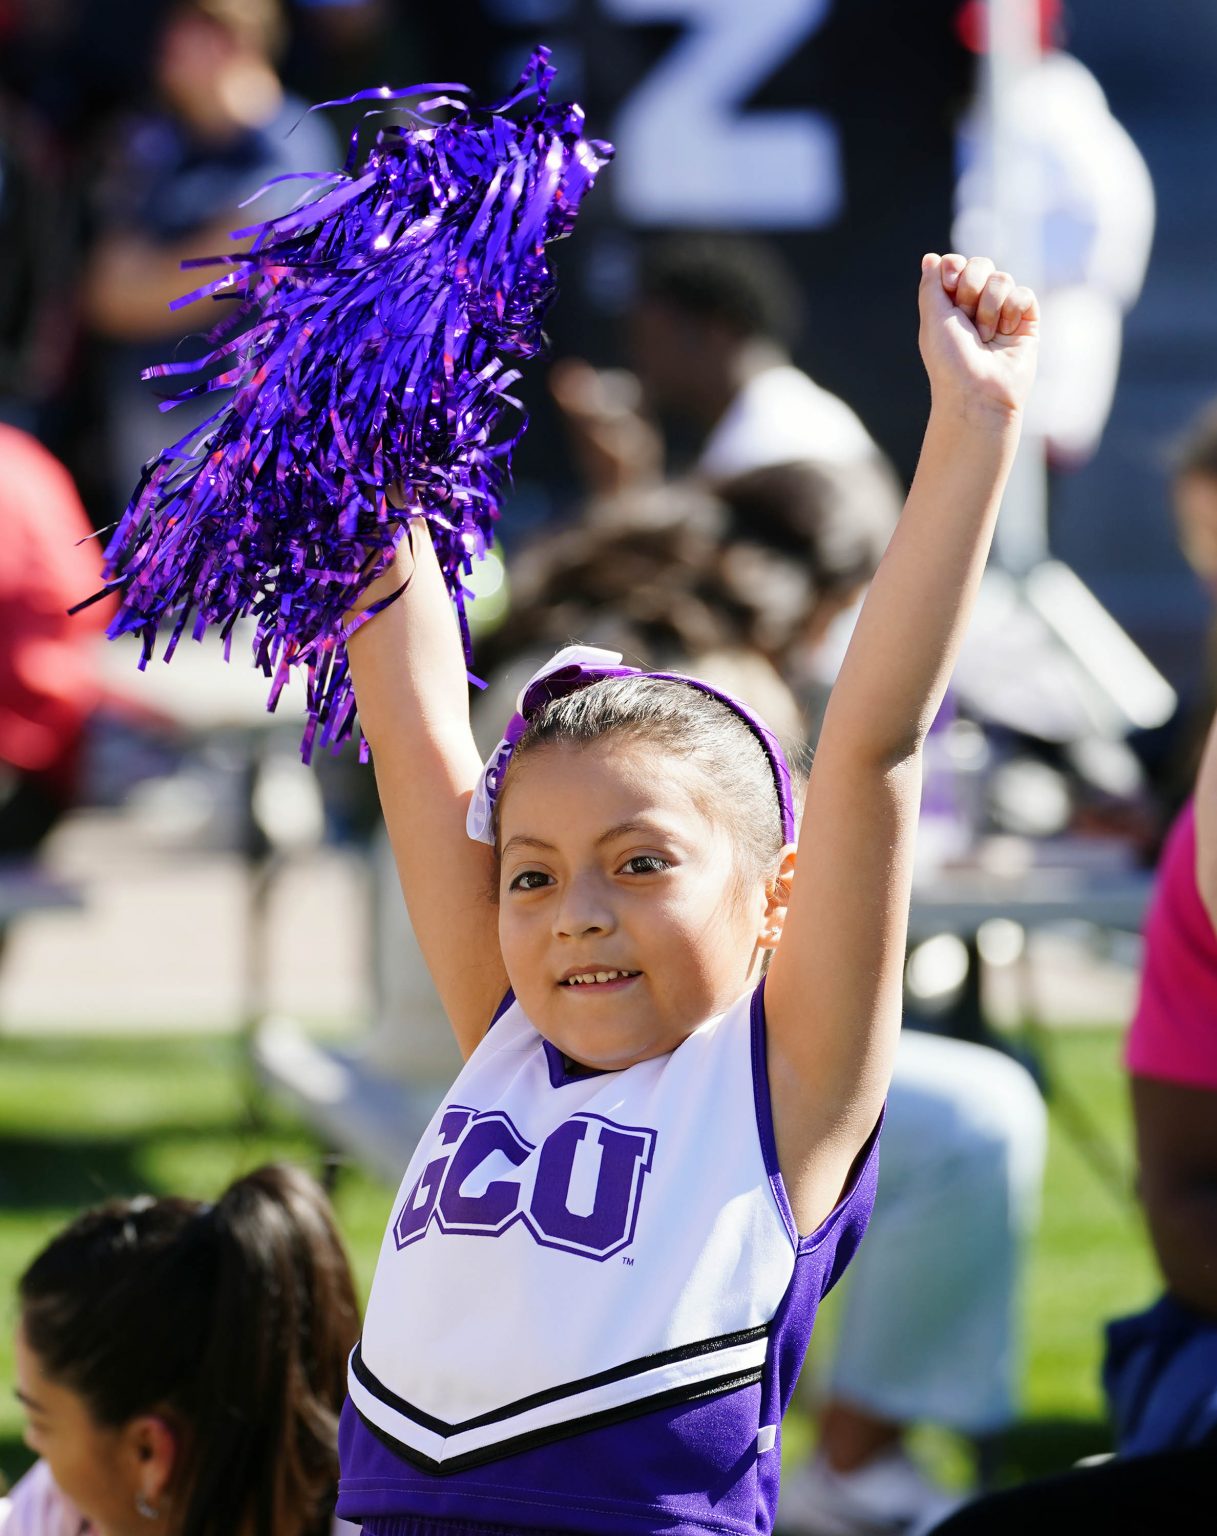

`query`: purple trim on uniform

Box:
[800,1108,884,1259]
[486,991,515,1032]
[752,1113,882,1532]
[488,997,609,1088]
[746,983,878,1247]
[748,980,798,1246]
[542,1037,613,1088]
[749,978,885,1254]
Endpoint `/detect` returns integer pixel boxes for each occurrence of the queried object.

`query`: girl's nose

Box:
[553,872,616,939]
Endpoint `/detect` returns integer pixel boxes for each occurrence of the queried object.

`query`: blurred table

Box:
[97,630,302,736]
[909,837,1154,1203]
[909,859,1152,944]
[97,633,319,1035]
[908,836,1152,1049]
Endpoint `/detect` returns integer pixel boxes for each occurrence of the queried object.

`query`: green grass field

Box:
[0,1027,1159,1494]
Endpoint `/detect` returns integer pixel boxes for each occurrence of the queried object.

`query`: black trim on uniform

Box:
[355,1365,766,1476]
[350,1321,770,1438]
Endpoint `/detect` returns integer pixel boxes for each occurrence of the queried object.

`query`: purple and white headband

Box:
[466,644,797,846]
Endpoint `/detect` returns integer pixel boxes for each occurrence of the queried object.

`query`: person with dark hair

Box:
[1171,398,1217,639]
[1132,396,1217,827]
[82,0,335,512]
[637,234,806,354]
[636,236,881,482]
[715,459,901,742]
[481,480,825,718]
[550,234,898,500]
[4,1163,361,1536]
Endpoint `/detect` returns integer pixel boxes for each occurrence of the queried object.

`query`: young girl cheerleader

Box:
[332,251,1038,1536]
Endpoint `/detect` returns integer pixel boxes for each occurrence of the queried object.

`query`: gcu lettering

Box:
[394,1106,657,1261]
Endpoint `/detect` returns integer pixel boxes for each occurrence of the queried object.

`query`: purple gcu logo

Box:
[393,1106,657,1261]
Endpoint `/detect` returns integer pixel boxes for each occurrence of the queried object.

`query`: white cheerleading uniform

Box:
[340,983,881,1535]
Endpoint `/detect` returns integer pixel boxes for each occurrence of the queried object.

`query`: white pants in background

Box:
[823,1029,1048,1435]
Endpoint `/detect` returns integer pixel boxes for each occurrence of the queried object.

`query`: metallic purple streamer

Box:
[90,47,612,761]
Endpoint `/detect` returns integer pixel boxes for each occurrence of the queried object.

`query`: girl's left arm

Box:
[765,255,1039,1233]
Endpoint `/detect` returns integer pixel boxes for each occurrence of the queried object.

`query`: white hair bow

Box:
[465,645,625,845]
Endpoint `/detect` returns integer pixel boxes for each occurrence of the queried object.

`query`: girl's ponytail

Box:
[19,1165,359,1536]
[181,1164,360,1536]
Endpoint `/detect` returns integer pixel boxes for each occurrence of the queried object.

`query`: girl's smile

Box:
[558,967,642,989]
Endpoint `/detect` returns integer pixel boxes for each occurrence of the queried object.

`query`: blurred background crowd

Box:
[2,2,1217,1534]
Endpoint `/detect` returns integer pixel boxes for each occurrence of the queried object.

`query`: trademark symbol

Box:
[622,1255,635,1267]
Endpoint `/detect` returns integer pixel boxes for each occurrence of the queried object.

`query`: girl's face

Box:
[497,737,777,1068]
[14,1326,169,1536]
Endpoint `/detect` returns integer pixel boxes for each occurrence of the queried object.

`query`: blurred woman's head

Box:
[482,483,744,672]
[15,1163,359,1536]
[154,0,286,135]
[1172,399,1217,594]
[714,457,899,646]
[487,462,897,673]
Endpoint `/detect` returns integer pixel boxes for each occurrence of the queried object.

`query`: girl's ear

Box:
[120,1413,178,1516]
[760,844,797,949]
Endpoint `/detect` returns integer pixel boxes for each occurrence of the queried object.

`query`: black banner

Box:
[412,1,973,513]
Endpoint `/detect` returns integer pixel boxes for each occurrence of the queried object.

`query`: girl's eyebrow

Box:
[501,834,556,857]
[501,821,677,859]
[595,819,672,847]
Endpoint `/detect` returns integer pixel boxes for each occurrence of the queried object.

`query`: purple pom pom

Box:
[91,48,611,762]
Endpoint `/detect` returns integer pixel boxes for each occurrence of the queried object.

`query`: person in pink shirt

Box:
[1123,395,1217,1330]
[1127,798,1217,1089]
[925,716,1217,1535]
[1124,717,1217,1321]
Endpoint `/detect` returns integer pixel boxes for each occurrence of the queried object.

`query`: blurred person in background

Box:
[953,0,1154,471]
[0,424,111,857]
[480,479,829,740]
[550,235,904,503]
[924,394,1217,1534]
[0,0,177,493]
[0,83,80,437]
[2,1162,360,1536]
[714,459,904,747]
[1140,398,1217,824]
[1111,710,1217,1453]
[82,0,335,507]
[924,700,1217,1535]
[478,468,1046,1536]
[282,0,411,105]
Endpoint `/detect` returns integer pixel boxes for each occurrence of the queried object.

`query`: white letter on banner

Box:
[603,0,842,229]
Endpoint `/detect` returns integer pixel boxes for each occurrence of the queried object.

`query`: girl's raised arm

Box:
[347,523,507,1057]
[765,254,1039,1232]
